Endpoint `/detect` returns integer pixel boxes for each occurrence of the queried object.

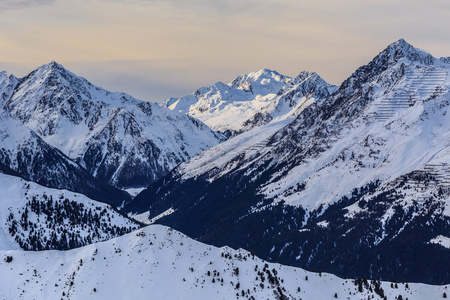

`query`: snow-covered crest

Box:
[230,68,291,92]
[378,38,435,66]
[166,68,337,136]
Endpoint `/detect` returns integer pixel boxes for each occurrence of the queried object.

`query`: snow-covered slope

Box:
[253,38,450,212]
[0,108,130,206]
[125,39,450,284]
[0,173,139,251]
[1,224,447,300]
[3,62,224,188]
[166,69,337,136]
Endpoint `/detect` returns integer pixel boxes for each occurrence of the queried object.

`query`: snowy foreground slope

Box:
[2,62,224,189]
[166,69,337,136]
[125,39,450,284]
[1,224,448,300]
[0,173,139,251]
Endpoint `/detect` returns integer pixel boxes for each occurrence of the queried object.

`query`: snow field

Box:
[1,224,448,300]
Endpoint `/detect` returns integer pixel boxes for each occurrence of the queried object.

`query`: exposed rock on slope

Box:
[0,107,130,206]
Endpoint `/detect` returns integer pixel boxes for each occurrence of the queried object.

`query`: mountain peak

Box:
[295,71,320,83]
[237,68,285,82]
[48,60,60,66]
[230,68,291,93]
[338,39,437,94]
[377,39,434,66]
[254,68,281,76]
[385,39,422,57]
[293,71,336,90]
[389,38,410,49]
[27,61,77,84]
[288,70,337,99]
[39,60,66,72]
[0,70,17,82]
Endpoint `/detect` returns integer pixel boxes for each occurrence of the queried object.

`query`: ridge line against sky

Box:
[0,0,449,102]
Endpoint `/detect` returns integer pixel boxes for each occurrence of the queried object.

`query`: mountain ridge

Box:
[1,61,225,189]
[165,68,337,136]
[0,173,140,251]
[0,106,131,206]
[124,39,450,284]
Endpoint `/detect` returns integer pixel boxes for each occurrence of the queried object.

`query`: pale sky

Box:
[1,0,449,102]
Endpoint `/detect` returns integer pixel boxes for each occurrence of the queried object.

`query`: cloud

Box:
[1,0,450,101]
[98,0,261,15]
[0,0,55,10]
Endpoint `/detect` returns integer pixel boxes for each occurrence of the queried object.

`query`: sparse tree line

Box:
[6,194,138,250]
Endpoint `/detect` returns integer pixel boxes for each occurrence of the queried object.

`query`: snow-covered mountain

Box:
[125,39,450,284]
[0,173,140,251]
[2,62,224,189]
[1,224,447,300]
[0,105,130,206]
[165,68,337,136]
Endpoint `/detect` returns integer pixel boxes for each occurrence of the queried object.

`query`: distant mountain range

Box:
[165,69,337,137]
[125,39,450,284]
[0,61,224,200]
